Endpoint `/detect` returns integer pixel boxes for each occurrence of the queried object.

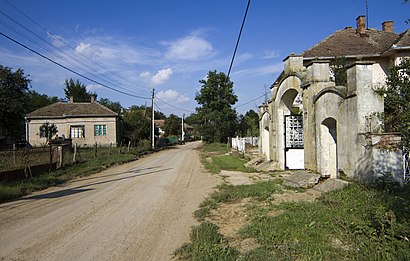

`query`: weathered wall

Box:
[27,117,118,147]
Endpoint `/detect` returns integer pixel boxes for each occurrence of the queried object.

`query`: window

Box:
[70,125,85,138]
[94,125,107,136]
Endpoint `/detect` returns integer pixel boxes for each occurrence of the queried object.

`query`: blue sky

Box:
[0,0,409,117]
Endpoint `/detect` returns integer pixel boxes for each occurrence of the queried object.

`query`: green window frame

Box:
[94,125,107,136]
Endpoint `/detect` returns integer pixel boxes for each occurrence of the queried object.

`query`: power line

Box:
[155,95,194,113]
[1,1,149,95]
[227,0,251,78]
[234,91,268,109]
[0,31,150,100]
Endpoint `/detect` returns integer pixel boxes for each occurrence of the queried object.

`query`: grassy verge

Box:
[175,143,410,260]
[200,143,255,174]
[0,147,151,203]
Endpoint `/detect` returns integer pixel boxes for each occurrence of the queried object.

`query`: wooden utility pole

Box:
[151,88,155,150]
[181,113,185,142]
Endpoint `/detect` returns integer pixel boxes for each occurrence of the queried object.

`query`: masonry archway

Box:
[277,89,304,169]
[260,112,271,159]
[320,118,338,178]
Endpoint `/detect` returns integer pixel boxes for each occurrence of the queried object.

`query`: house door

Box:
[284,115,304,169]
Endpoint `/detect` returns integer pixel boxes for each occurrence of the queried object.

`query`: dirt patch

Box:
[272,189,321,205]
[219,170,276,186]
[207,198,260,252]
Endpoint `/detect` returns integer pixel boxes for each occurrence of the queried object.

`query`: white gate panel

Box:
[285,149,304,169]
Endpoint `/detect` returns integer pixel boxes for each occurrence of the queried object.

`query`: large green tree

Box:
[99,98,122,114]
[238,109,259,137]
[383,58,410,148]
[195,71,238,143]
[64,78,96,102]
[121,106,151,143]
[27,90,59,113]
[164,114,181,136]
[0,65,31,141]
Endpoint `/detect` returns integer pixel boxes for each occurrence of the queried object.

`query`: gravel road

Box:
[0,141,219,260]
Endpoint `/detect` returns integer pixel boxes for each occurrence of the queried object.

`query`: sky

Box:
[0,0,409,117]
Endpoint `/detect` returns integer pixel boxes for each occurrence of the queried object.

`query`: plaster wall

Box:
[28,117,118,147]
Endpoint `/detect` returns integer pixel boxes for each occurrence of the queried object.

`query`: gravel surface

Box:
[0,141,219,261]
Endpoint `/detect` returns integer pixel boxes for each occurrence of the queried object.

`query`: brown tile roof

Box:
[302,27,401,58]
[394,29,410,47]
[26,101,117,118]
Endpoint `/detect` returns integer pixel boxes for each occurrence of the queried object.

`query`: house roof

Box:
[154,119,165,127]
[302,27,407,59]
[26,101,118,119]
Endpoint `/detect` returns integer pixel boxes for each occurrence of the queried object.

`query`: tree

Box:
[238,109,259,137]
[27,90,59,113]
[195,70,238,143]
[64,78,96,102]
[0,65,31,141]
[39,122,58,143]
[99,98,122,114]
[164,114,181,136]
[122,106,151,143]
[382,58,410,148]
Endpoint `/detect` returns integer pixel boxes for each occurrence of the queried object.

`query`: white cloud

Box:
[140,68,173,85]
[75,42,92,54]
[86,83,103,92]
[163,33,214,60]
[47,32,66,47]
[231,64,283,77]
[151,68,173,85]
[263,50,280,59]
[157,89,189,103]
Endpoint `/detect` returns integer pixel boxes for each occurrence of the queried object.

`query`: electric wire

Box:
[227,0,251,78]
[234,91,269,109]
[155,95,194,113]
[0,31,150,100]
[0,2,149,95]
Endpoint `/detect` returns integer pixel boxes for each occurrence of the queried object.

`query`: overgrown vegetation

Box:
[175,144,410,260]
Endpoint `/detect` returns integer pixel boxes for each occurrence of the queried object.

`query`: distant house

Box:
[26,96,119,147]
[154,119,165,137]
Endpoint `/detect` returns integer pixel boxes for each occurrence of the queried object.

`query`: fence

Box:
[230,136,258,153]
[0,141,151,182]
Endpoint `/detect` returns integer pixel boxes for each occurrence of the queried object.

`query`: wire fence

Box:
[0,141,152,182]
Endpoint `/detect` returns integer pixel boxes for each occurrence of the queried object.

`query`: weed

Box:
[174,222,239,260]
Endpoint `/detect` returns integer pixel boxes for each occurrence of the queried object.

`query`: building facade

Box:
[26,97,119,147]
[259,16,409,183]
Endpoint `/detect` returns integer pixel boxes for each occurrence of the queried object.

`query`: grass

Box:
[0,146,151,202]
[174,222,239,261]
[239,183,410,260]
[200,143,256,174]
[175,142,410,260]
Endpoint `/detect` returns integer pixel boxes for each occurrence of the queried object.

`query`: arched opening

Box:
[260,112,271,159]
[278,89,304,169]
[320,118,338,178]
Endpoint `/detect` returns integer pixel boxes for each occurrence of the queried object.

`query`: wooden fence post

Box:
[12,143,16,165]
[94,142,97,158]
[73,143,77,163]
[109,142,112,156]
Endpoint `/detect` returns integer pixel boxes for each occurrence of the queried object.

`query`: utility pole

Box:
[181,113,185,142]
[151,88,155,150]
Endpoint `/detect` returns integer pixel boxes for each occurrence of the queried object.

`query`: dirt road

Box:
[0,141,219,260]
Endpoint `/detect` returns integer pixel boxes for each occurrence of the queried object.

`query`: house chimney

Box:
[356,15,366,35]
[382,21,394,33]
[69,96,74,103]
[90,94,95,103]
